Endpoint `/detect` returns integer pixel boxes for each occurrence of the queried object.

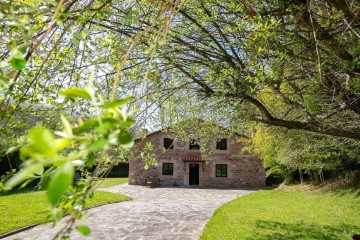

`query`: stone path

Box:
[3,184,255,240]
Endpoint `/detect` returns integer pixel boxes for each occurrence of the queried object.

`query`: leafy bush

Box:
[106,162,129,178]
[244,126,360,184]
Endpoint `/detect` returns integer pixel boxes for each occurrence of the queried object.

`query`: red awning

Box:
[183,154,203,162]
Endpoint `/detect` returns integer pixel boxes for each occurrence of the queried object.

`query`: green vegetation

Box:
[243,127,360,184]
[0,87,136,238]
[95,178,128,188]
[0,185,129,235]
[1,1,360,238]
[200,186,360,240]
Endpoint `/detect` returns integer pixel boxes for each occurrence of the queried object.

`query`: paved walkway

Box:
[4,184,255,240]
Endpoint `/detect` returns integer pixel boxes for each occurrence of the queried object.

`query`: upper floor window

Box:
[189,139,200,150]
[163,163,174,175]
[216,138,227,150]
[216,164,227,177]
[164,138,174,149]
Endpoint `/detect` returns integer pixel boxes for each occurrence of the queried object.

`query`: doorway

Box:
[189,163,199,185]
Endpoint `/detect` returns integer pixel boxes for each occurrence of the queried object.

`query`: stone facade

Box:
[128,131,266,188]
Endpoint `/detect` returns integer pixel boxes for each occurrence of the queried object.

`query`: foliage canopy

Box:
[1,0,360,236]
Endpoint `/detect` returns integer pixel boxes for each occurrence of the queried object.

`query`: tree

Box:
[1,0,360,237]
[4,1,359,139]
[243,125,360,184]
[0,0,179,238]
[136,0,360,139]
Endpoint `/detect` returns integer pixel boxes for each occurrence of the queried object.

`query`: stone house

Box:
[128,130,266,188]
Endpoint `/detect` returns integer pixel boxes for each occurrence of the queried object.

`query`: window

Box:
[163,163,173,175]
[164,138,174,149]
[216,138,227,150]
[216,164,227,177]
[189,139,200,150]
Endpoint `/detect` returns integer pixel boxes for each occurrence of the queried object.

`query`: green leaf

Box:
[99,118,118,131]
[86,152,95,168]
[77,225,91,236]
[118,130,134,148]
[19,178,35,189]
[6,145,20,154]
[55,17,63,26]
[5,164,39,188]
[73,119,99,135]
[88,138,107,152]
[80,30,90,38]
[9,54,26,70]
[47,161,74,206]
[121,117,135,128]
[60,114,73,137]
[18,46,27,54]
[146,142,153,151]
[19,147,29,160]
[29,128,56,156]
[54,138,71,151]
[125,9,139,24]
[59,88,92,99]
[39,173,52,190]
[71,36,80,46]
[102,96,134,109]
[158,38,166,46]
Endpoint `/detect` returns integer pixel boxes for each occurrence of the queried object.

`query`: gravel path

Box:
[3,184,255,240]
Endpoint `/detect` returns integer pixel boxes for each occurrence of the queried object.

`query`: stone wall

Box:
[128,131,266,187]
[201,156,265,187]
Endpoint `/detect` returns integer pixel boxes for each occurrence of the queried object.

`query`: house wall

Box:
[128,132,266,188]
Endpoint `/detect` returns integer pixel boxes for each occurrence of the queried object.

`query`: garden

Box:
[1,0,360,239]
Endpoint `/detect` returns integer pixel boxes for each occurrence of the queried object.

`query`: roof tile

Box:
[183,154,203,162]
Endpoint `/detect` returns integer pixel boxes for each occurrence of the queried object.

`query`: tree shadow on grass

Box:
[332,187,360,198]
[253,220,359,240]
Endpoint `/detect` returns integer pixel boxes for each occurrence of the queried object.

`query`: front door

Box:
[189,163,199,185]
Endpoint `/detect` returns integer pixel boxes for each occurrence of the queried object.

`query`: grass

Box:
[0,178,129,235]
[94,177,128,188]
[200,185,360,240]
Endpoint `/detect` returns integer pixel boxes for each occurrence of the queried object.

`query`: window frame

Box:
[163,138,174,149]
[189,139,200,150]
[216,164,228,177]
[162,163,174,175]
[216,138,227,150]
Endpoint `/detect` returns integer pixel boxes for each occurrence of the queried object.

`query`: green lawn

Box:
[200,186,360,240]
[0,178,129,235]
[94,177,128,188]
